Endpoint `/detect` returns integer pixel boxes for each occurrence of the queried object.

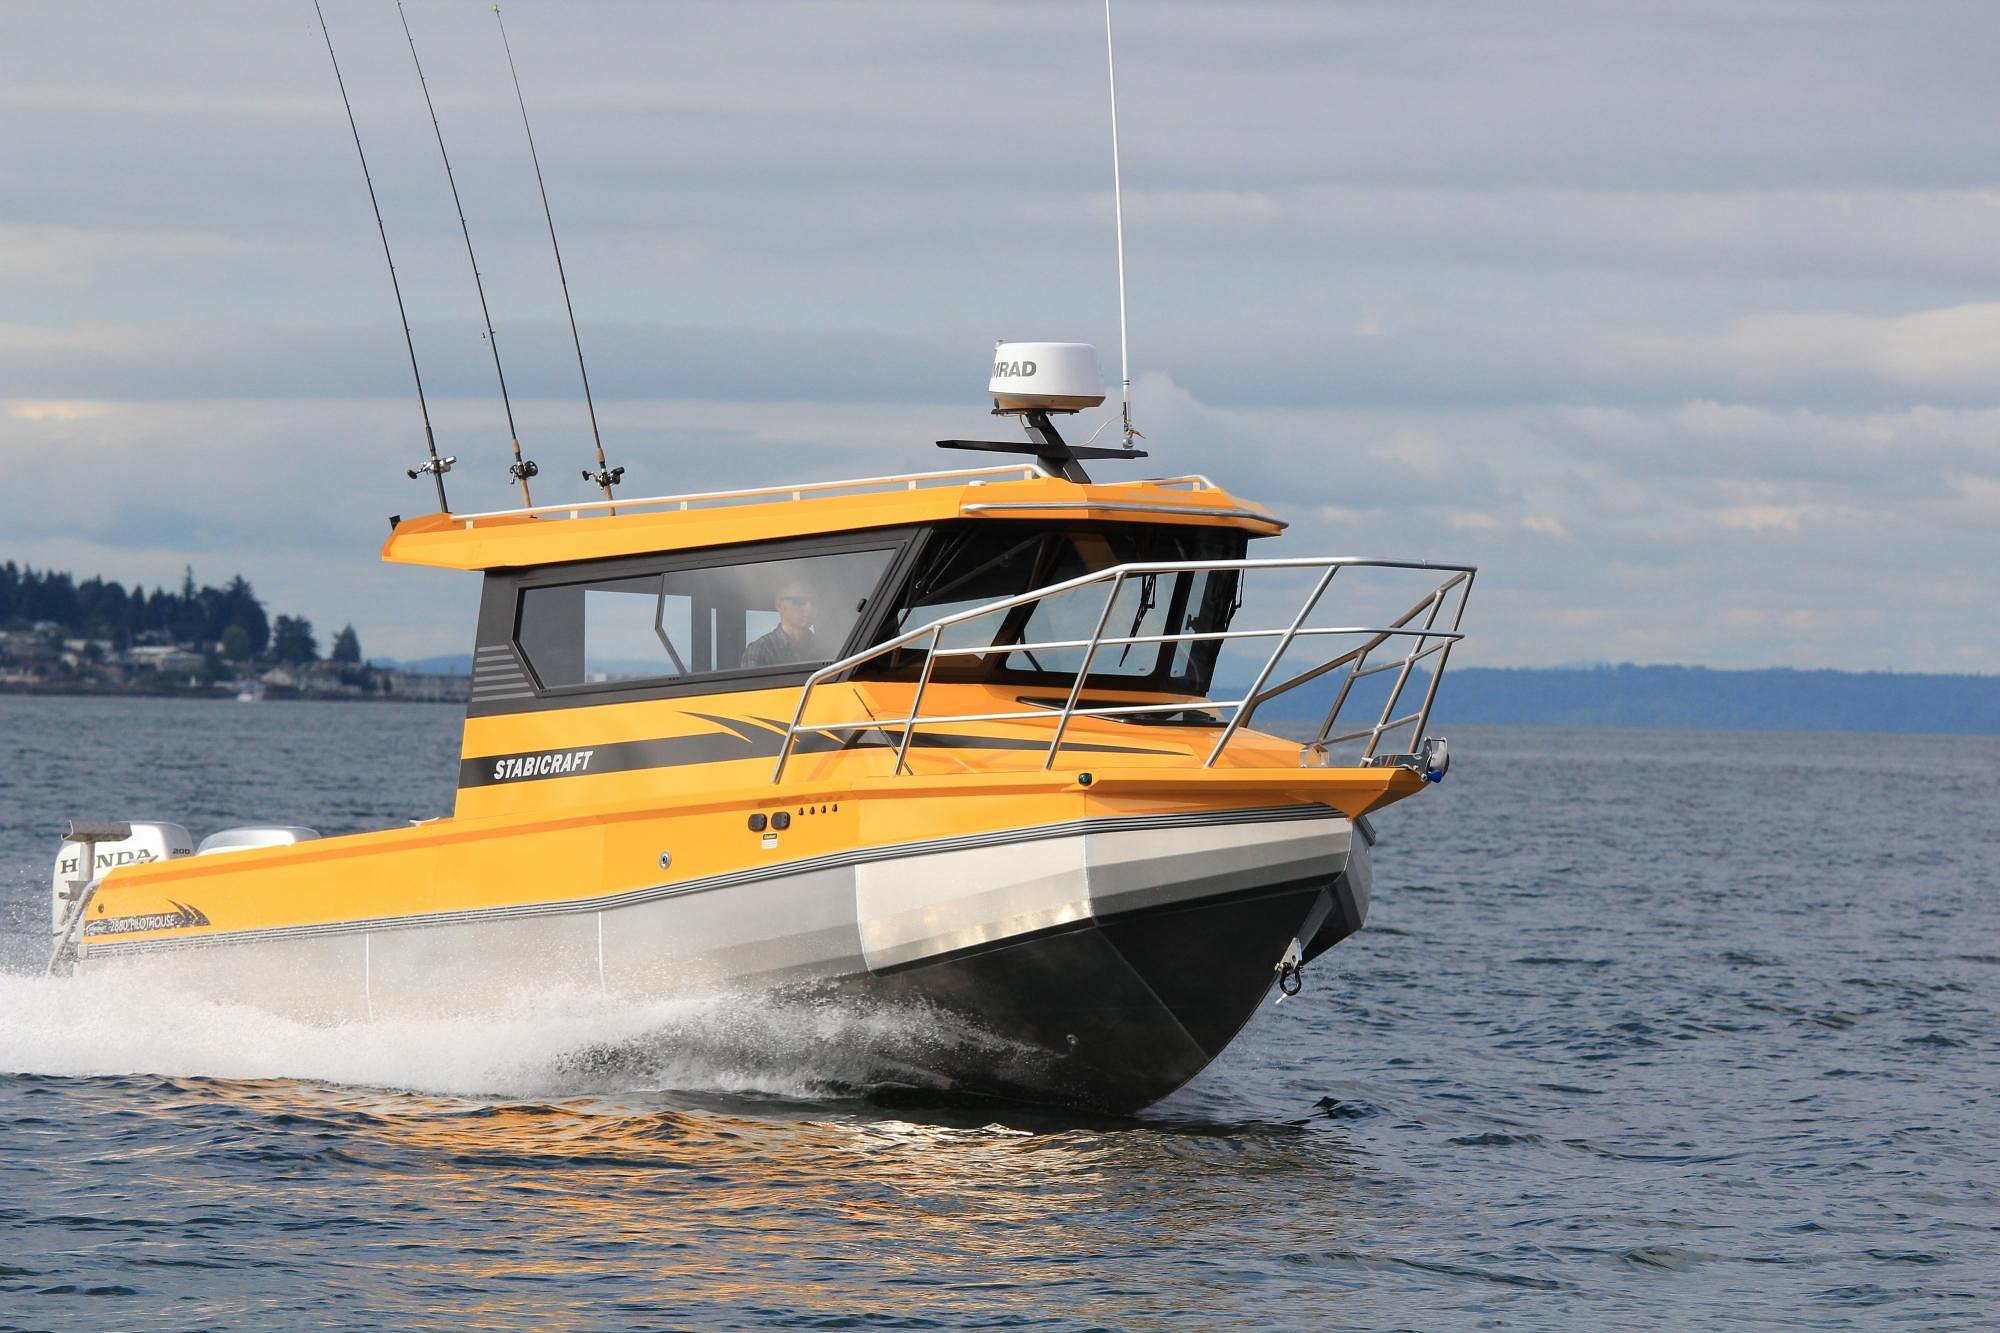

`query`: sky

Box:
[2,0,1996,671]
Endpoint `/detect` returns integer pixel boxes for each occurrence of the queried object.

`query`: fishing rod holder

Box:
[408,455,456,481]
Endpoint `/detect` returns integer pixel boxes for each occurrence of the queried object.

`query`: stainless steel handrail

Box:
[770,556,1476,782]
[450,463,1048,524]
[449,465,1239,526]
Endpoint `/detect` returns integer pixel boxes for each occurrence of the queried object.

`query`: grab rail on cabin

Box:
[770,556,1476,782]
[445,465,1232,527]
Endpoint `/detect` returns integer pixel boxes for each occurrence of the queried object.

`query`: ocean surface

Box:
[1,695,1994,1330]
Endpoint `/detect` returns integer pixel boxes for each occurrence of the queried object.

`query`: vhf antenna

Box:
[313,0,452,512]
[494,3,623,504]
[395,0,537,506]
[1104,0,1140,451]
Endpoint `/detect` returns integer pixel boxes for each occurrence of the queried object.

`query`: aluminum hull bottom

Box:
[83,807,1369,1113]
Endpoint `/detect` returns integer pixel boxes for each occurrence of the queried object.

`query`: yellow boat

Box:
[48,403,1473,1112]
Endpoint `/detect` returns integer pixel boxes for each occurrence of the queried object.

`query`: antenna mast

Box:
[396,0,537,506]
[493,3,622,502]
[1104,0,1140,450]
[313,0,452,513]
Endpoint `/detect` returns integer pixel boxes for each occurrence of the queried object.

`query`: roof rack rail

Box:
[446,464,1227,527]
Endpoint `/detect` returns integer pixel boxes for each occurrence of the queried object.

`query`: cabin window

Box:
[870,523,1247,694]
[514,544,899,691]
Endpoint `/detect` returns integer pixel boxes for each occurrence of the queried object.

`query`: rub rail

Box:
[771,556,1475,782]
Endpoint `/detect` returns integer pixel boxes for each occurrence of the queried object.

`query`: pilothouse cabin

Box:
[381,466,1289,819]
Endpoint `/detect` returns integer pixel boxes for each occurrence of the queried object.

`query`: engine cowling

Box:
[51,820,194,935]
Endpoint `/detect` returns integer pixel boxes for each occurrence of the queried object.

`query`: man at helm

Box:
[741,578,819,668]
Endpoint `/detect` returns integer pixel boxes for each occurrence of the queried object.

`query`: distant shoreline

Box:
[0,681,457,705]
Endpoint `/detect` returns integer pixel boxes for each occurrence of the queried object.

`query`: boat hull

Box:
[848,875,1347,1110]
[82,804,1367,1112]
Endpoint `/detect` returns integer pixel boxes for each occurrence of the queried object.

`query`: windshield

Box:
[869,523,1247,694]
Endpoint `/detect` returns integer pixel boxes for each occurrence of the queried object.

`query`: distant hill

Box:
[378,654,474,676]
[1424,665,1998,735]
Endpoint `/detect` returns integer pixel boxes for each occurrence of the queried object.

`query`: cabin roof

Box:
[380,464,1285,572]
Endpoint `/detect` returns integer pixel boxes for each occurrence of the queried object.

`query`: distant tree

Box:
[271,615,318,664]
[0,561,291,662]
[23,567,79,626]
[76,576,129,638]
[223,576,270,654]
[170,566,204,642]
[142,586,172,637]
[220,624,253,662]
[330,624,361,664]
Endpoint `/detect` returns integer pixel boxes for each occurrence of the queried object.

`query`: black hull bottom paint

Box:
[846,876,1362,1114]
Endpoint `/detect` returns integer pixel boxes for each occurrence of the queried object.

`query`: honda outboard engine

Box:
[50,820,194,935]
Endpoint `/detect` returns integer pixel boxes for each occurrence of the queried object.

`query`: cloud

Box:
[17,297,2000,416]
[3,375,1993,670]
[5,1,1999,673]
[1283,186,2000,284]
[7,399,112,424]
[1123,378,1999,670]
[1619,303,2000,397]
[1708,505,1812,536]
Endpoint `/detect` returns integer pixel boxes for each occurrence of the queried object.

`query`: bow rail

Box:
[771,556,1476,782]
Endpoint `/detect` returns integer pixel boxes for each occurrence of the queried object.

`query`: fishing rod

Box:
[1104,0,1141,450]
[395,0,537,506]
[312,0,452,513]
[493,2,623,503]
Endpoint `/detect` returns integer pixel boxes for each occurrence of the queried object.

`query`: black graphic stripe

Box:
[457,716,1175,789]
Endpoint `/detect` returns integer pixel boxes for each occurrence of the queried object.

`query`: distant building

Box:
[126,644,205,676]
[382,671,471,703]
[1,631,59,666]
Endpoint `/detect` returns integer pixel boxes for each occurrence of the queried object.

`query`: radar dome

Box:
[988,342,1105,412]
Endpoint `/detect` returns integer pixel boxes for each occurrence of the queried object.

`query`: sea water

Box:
[1,695,1994,1329]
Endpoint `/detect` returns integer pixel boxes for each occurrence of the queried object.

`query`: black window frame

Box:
[857,520,1249,699]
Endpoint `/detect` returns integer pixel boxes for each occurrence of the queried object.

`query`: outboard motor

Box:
[50,820,195,936]
[197,826,319,856]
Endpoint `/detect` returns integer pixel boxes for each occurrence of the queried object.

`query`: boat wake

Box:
[0,968,988,1103]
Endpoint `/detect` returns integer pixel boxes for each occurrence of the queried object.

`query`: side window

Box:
[517,546,896,691]
[584,576,690,679]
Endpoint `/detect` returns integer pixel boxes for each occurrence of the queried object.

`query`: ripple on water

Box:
[0,711,1995,1328]
[1618,1246,1704,1272]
